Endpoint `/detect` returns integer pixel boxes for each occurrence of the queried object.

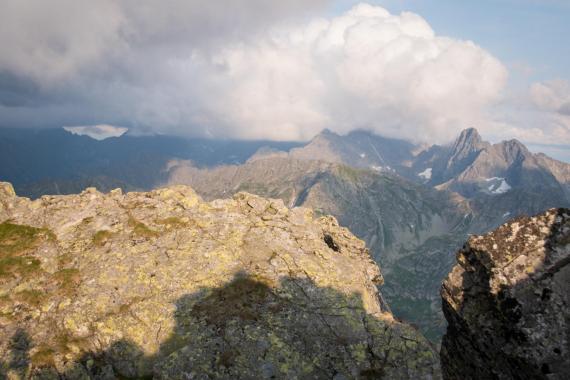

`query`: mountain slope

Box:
[418,130,570,229]
[271,127,570,228]
[167,157,470,340]
[0,182,440,378]
[250,129,419,175]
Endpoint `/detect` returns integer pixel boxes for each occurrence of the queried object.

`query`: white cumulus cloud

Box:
[530,79,570,115]
[0,2,509,143]
[146,3,509,141]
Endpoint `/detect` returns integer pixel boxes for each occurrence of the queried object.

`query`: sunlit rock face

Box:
[441,208,570,380]
[0,182,439,379]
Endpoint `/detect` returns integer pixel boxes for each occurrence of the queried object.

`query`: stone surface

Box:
[0,182,439,379]
[441,208,570,380]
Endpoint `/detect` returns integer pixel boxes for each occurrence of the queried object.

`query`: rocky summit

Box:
[0,182,439,379]
[441,208,570,379]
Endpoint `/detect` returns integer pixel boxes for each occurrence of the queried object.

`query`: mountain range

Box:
[165,127,570,340]
[1,126,569,341]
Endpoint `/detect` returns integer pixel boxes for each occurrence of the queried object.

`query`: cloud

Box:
[161,3,508,142]
[0,0,327,84]
[490,79,570,147]
[63,124,128,140]
[530,79,570,115]
[0,2,509,143]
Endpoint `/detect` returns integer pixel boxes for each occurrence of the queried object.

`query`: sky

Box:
[0,0,569,161]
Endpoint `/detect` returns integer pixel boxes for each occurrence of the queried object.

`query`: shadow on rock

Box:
[1,273,439,379]
[440,208,570,380]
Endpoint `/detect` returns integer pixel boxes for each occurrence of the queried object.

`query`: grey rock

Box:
[0,182,440,379]
[441,208,570,379]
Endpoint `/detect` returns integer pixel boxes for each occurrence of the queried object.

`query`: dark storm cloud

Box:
[0,0,329,131]
[0,72,41,107]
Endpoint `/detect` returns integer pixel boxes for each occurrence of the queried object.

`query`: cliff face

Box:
[0,182,439,379]
[441,208,570,379]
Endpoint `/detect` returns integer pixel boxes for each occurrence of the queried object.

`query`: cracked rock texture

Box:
[441,208,570,379]
[0,182,439,379]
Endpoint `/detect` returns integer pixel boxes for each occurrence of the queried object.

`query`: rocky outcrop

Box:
[167,156,468,342]
[0,182,439,379]
[441,208,570,379]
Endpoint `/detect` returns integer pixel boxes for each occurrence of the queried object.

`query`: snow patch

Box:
[485,177,512,194]
[418,168,432,180]
[370,165,395,173]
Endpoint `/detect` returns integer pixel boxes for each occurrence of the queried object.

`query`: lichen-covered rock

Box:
[441,208,570,380]
[0,182,439,379]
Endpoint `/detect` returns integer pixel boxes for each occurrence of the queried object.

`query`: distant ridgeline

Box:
[0,128,302,198]
[1,126,569,343]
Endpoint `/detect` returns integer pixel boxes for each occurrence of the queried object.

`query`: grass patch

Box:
[156,217,188,229]
[128,216,159,239]
[92,230,114,247]
[0,294,11,307]
[118,296,145,314]
[0,222,47,256]
[52,268,81,296]
[0,256,42,279]
[335,165,366,183]
[14,289,46,308]
[54,332,90,354]
[0,294,14,320]
[31,346,56,367]
[57,253,74,267]
[0,222,53,280]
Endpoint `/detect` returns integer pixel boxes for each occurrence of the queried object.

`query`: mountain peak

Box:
[314,128,339,139]
[497,138,532,162]
[453,128,483,149]
[443,128,489,175]
[502,138,528,150]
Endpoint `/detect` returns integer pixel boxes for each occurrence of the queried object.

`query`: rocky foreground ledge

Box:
[441,208,570,379]
[0,182,439,379]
